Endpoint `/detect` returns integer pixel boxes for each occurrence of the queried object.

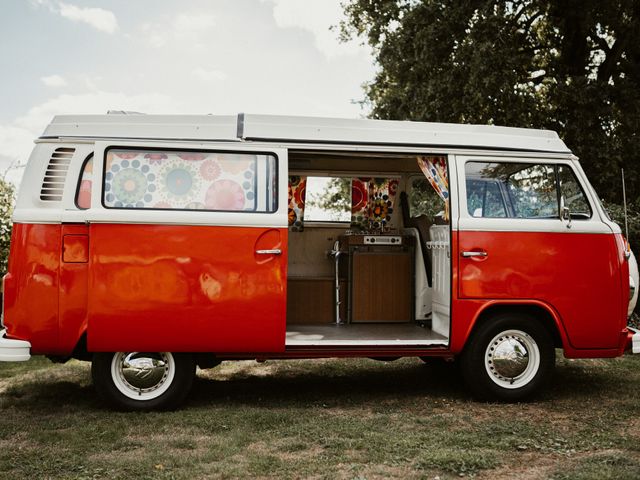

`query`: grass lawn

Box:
[0,354,639,479]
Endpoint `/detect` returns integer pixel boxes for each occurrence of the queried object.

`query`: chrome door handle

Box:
[461,251,488,258]
[256,249,282,255]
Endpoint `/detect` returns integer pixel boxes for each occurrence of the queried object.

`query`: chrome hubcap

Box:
[120,353,170,392]
[485,330,540,389]
[111,352,175,400]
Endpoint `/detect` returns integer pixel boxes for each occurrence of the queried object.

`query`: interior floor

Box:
[285,324,448,347]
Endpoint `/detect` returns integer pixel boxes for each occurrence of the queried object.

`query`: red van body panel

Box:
[2,224,629,358]
[455,230,624,350]
[86,224,288,353]
[3,223,61,354]
[59,224,90,355]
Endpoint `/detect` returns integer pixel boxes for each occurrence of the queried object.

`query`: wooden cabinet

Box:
[287,278,347,324]
[341,235,414,323]
[351,251,413,322]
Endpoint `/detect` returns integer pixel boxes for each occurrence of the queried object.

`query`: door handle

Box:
[256,249,282,255]
[461,251,488,258]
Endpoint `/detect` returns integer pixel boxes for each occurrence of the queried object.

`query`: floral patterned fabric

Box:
[351,177,399,232]
[103,149,266,211]
[288,176,307,232]
[417,155,449,220]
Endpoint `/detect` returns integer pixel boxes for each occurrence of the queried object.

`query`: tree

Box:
[341,0,640,204]
[0,177,14,274]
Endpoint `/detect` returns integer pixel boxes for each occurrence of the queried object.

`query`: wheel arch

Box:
[465,301,568,351]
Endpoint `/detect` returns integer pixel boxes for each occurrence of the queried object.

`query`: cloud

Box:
[262,0,362,58]
[15,91,181,132]
[0,91,182,185]
[192,67,227,82]
[174,12,216,33]
[41,74,68,88]
[142,12,215,48]
[30,1,118,34]
[58,2,118,33]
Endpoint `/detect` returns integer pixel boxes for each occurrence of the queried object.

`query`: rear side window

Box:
[76,155,93,209]
[465,162,591,219]
[103,148,277,212]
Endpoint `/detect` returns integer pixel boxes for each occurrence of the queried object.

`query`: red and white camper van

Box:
[1,113,638,410]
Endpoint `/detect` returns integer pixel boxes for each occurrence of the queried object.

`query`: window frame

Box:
[101,145,279,215]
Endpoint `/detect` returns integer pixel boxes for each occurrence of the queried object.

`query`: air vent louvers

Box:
[40,147,75,201]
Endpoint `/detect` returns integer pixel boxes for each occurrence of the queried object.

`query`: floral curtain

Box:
[417,155,449,220]
[288,175,307,232]
[351,177,399,232]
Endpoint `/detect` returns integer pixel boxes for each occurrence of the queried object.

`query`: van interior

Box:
[285,150,451,348]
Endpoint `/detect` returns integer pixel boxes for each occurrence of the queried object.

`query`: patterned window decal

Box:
[103,149,277,212]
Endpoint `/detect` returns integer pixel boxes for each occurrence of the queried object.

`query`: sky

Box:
[0,0,376,185]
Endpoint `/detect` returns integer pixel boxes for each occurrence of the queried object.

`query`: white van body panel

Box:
[41,113,570,153]
[42,114,239,143]
[240,114,571,153]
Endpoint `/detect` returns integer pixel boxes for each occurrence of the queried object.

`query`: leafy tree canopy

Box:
[341,0,640,203]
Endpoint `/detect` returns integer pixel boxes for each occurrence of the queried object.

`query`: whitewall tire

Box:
[461,313,555,401]
[92,352,195,410]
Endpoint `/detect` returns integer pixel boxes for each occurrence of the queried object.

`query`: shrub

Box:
[0,177,15,274]
[602,200,640,251]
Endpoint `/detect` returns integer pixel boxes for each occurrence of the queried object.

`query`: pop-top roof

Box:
[41,113,571,154]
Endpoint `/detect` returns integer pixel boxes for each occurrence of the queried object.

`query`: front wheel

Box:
[92,352,196,410]
[460,314,555,401]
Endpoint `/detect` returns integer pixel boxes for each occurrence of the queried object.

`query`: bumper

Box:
[0,329,31,361]
[629,327,640,354]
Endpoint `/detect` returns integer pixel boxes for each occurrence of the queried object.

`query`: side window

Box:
[76,155,93,209]
[304,176,351,222]
[505,164,557,218]
[466,178,507,218]
[409,177,445,219]
[465,162,591,220]
[103,149,277,212]
[558,165,592,218]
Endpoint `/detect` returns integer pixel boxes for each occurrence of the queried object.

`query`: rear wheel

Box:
[92,352,196,410]
[460,313,555,401]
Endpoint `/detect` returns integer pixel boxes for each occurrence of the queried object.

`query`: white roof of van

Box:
[41,113,571,154]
